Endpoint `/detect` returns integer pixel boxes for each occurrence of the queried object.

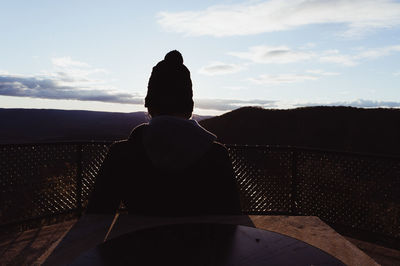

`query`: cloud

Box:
[319,53,357,66]
[224,86,246,91]
[51,57,90,68]
[0,72,279,111]
[295,99,400,108]
[198,62,244,75]
[0,57,277,111]
[0,74,143,104]
[228,44,400,67]
[318,45,400,66]
[356,45,400,59]
[157,0,400,37]
[249,73,319,85]
[229,46,313,64]
[195,98,277,111]
[49,57,108,85]
[248,69,339,85]
[0,57,143,105]
[306,70,340,76]
[394,71,400,76]
[0,57,274,112]
[300,42,316,49]
[196,98,400,111]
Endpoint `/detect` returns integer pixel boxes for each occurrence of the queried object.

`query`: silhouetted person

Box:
[87,50,241,216]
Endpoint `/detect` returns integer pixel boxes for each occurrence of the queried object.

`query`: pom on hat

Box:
[164,50,184,65]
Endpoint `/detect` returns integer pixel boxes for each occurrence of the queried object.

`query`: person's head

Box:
[145,50,193,119]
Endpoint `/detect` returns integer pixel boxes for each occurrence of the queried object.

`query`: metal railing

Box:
[0,142,399,248]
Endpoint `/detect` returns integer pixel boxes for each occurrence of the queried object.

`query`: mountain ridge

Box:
[200,106,400,156]
[0,108,210,143]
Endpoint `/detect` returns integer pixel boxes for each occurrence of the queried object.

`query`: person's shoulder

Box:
[103,123,148,159]
[108,123,148,153]
[106,140,130,158]
[128,123,148,142]
[211,141,227,149]
[109,139,129,149]
[209,141,230,157]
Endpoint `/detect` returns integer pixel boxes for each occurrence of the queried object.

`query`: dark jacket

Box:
[86,116,241,216]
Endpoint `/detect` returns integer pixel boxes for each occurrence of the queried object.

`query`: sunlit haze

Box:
[1,0,400,115]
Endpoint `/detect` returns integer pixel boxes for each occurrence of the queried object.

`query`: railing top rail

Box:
[226,143,400,160]
[0,140,115,146]
[1,141,400,160]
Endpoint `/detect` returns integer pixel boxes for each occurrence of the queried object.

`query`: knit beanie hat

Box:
[145,50,194,116]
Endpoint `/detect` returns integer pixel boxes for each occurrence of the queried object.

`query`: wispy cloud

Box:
[356,45,400,59]
[229,46,313,64]
[0,73,281,111]
[48,56,108,86]
[319,45,400,66]
[248,69,339,85]
[0,57,143,105]
[319,51,357,66]
[229,45,400,67]
[0,74,143,104]
[306,70,340,76]
[0,57,278,111]
[224,86,246,91]
[198,62,244,75]
[249,74,319,85]
[158,0,400,37]
[295,99,400,108]
[51,57,90,68]
[394,71,400,76]
[198,98,400,111]
[196,98,277,111]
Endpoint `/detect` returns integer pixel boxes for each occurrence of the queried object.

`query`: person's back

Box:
[87,50,241,215]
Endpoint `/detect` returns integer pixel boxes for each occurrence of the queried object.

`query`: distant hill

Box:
[200,106,400,156]
[0,109,211,143]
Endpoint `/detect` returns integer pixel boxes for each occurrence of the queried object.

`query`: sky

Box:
[1,0,400,115]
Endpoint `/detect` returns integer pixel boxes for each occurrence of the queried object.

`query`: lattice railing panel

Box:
[295,150,400,239]
[80,144,110,208]
[0,143,111,226]
[0,144,78,224]
[228,146,293,214]
[1,143,399,246]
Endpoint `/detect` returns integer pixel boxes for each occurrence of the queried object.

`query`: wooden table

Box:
[42,214,378,266]
[69,223,345,266]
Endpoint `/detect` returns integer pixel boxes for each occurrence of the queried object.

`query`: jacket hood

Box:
[140,115,216,170]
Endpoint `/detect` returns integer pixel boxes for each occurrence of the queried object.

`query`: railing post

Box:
[76,143,83,216]
[291,149,298,215]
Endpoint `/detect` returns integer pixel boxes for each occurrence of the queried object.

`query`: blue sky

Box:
[1,0,400,115]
